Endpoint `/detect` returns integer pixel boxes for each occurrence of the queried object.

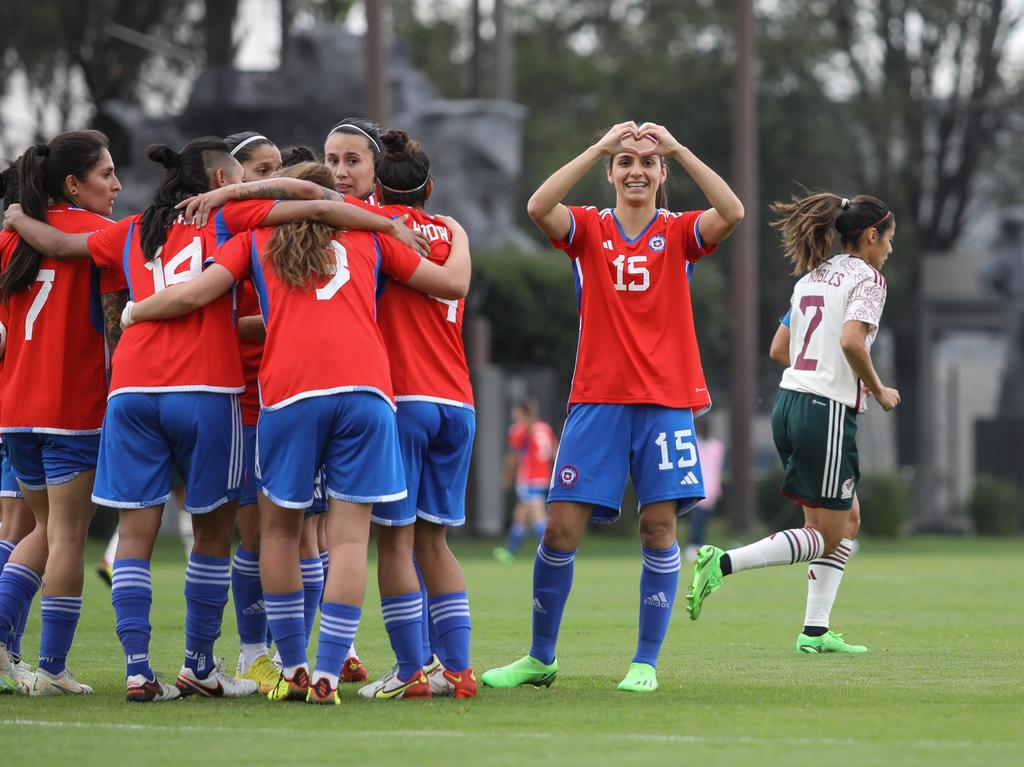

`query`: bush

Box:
[967,475,1023,536]
[857,473,911,538]
[756,469,804,529]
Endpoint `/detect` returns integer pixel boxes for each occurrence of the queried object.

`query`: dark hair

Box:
[600,123,669,209]
[224,131,275,163]
[281,145,318,167]
[326,117,382,159]
[140,137,232,261]
[376,130,431,207]
[769,192,894,274]
[0,160,19,213]
[1,130,110,301]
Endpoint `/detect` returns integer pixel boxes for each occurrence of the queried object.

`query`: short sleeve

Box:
[87,216,134,270]
[667,210,717,263]
[99,267,127,294]
[845,276,887,329]
[375,232,420,283]
[549,205,596,258]
[210,230,255,282]
[780,308,792,327]
[215,200,277,239]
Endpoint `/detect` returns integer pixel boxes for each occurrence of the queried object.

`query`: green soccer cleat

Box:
[492,546,515,564]
[686,545,725,620]
[480,655,557,689]
[616,662,657,693]
[796,630,868,654]
[0,672,16,694]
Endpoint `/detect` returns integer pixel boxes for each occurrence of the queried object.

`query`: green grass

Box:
[1,536,1022,766]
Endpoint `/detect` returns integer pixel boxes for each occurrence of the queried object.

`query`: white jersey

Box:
[780,254,887,412]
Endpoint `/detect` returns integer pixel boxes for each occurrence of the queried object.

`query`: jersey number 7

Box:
[24,269,56,341]
[794,294,825,371]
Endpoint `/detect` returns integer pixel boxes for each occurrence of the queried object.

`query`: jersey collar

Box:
[610,210,660,244]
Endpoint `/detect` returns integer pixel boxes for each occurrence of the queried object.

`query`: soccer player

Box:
[123,160,470,705]
[682,419,725,562]
[687,192,898,656]
[0,131,125,696]
[481,121,744,693]
[361,129,477,699]
[494,400,557,563]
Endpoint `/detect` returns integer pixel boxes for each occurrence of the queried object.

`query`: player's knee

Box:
[541,519,577,551]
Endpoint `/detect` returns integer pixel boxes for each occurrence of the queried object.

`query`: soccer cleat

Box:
[480,655,557,689]
[176,663,258,698]
[797,630,868,654]
[237,654,280,694]
[126,673,181,703]
[424,656,453,696]
[96,560,113,587]
[442,667,477,698]
[30,667,94,696]
[10,658,34,694]
[492,546,515,564]
[616,662,658,692]
[268,666,310,702]
[306,676,341,705]
[686,545,725,620]
[0,649,18,694]
[357,668,431,700]
[340,655,369,683]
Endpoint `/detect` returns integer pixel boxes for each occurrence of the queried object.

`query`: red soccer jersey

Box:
[236,279,264,426]
[212,226,421,410]
[553,206,716,410]
[86,200,274,397]
[509,420,556,485]
[376,205,473,408]
[0,205,125,432]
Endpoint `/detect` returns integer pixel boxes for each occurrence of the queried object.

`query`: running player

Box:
[0,132,125,696]
[360,129,477,699]
[481,121,744,693]
[123,160,470,705]
[494,400,557,563]
[688,192,898,656]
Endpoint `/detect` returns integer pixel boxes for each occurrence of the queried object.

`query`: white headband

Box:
[327,124,381,153]
[378,177,429,194]
[230,135,269,156]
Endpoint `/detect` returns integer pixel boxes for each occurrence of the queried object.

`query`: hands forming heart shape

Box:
[598,121,677,157]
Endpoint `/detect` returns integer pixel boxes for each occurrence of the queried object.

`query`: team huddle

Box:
[0,116,897,703]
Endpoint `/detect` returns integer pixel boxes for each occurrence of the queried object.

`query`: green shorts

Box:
[771,389,859,511]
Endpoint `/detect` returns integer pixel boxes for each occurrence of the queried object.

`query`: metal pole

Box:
[494,0,513,100]
[730,0,758,533]
[365,0,390,125]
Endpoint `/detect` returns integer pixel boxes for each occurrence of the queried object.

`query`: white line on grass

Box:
[2,719,1018,751]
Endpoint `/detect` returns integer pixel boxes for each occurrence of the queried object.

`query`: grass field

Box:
[1,535,1022,766]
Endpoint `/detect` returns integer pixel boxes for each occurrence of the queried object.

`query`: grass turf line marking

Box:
[3,719,1017,751]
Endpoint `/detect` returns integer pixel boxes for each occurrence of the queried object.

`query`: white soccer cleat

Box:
[0,645,18,694]
[175,662,258,698]
[423,655,454,696]
[10,657,35,693]
[126,673,181,703]
[357,665,431,700]
[30,667,94,696]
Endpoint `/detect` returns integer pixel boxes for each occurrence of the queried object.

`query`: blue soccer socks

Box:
[183,554,230,679]
[111,558,153,679]
[316,602,361,684]
[505,523,528,555]
[0,562,41,646]
[231,547,265,646]
[429,592,471,671]
[300,557,324,642]
[529,544,576,665]
[265,590,307,670]
[382,593,424,679]
[38,596,82,675]
[0,540,14,571]
[633,543,681,667]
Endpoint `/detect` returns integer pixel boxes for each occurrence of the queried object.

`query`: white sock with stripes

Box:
[804,537,853,630]
[727,528,825,573]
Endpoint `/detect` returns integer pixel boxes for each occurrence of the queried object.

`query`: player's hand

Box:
[176,187,233,227]
[592,121,642,156]
[0,320,7,358]
[3,203,24,232]
[120,300,136,330]
[875,386,900,411]
[388,214,430,257]
[634,123,683,156]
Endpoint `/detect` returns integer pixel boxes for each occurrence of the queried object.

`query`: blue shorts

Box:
[2,432,100,490]
[373,401,475,527]
[516,482,548,504]
[92,392,244,514]
[548,403,705,524]
[307,468,328,517]
[1,444,25,498]
[241,424,258,507]
[257,392,406,509]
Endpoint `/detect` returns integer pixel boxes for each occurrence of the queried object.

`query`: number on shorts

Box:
[24,269,56,341]
[144,236,203,292]
[431,296,458,322]
[316,241,351,301]
[794,294,825,371]
[655,429,697,471]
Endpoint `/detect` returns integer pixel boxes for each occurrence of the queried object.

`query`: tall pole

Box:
[470,0,483,98]
[730,0,759,532]
[365,0,390,126]
[494,0,513,101]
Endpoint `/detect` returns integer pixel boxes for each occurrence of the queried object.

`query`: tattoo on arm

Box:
[101,289,129,356]
[235,185,289,201]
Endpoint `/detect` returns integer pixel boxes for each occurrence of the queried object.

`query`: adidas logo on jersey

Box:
[602,240,614,250]
[242,599,266,616]
[679,471,700,486]
[643,591,671,608]
[533,598,547,614]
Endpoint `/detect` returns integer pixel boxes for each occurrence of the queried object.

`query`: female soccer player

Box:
[324,117,381,203]
[0,131,125,696]
[124,160,470,704]
[482,121,743,693]
[687,192,898,656]
[359,129,477,699]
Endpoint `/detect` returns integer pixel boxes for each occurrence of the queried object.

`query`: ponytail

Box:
[375,129,431,207]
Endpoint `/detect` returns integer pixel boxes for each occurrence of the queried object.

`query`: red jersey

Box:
[376,205,473,408]
[553,206,716,411]
[0,205,125,433]
[212,226,421,410]
[509,420,556,485]
[86,200,275,397]
[236,279,263,426]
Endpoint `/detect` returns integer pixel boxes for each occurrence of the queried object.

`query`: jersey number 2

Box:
[794,294,825,371]
[24,269,56,341]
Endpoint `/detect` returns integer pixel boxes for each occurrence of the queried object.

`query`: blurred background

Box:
[3,0,1023,541]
